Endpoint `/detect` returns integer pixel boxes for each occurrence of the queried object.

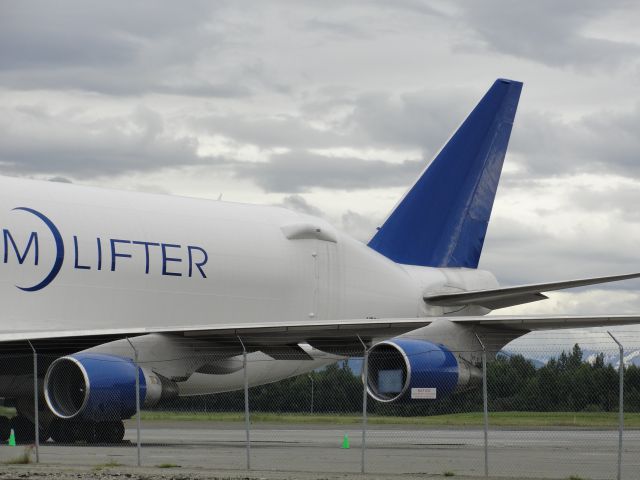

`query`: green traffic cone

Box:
[8,428,15,446]
[341,433,350,449]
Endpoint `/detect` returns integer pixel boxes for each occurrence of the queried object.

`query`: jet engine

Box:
[366,339,481,402]
[44,353,177,421]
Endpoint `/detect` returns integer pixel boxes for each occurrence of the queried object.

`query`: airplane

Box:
[0,78,639,444]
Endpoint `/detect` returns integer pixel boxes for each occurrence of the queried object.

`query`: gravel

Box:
[0,465,554,480]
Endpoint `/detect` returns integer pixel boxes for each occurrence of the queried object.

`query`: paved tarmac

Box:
[1,421,637,479]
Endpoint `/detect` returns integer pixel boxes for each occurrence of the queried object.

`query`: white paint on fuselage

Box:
[0,176,499,396]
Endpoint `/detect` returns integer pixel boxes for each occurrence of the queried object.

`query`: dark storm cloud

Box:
[456,0,640,69]
[236,151,422,193]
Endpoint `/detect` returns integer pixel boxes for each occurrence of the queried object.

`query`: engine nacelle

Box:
[366,339,480,402]
[44,353,177,421]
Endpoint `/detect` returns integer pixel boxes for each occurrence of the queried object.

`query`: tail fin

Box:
[368,79,523,268]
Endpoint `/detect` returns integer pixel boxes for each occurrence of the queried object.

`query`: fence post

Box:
[475,334,489,478]
[126,338,142,467]
[357,335,368,474]
[608,331,624,480]
[27,341,39,463]
[308,374,314,414]
[238,336,251,470]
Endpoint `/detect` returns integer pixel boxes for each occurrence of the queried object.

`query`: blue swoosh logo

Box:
[13,207,65,291]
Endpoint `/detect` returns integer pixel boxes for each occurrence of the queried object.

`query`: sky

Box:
[1,1,640,351]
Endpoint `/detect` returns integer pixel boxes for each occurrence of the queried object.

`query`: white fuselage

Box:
[0,176,498,395]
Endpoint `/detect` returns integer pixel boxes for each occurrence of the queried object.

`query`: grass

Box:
[443,471,455,477]
[156,463,181,468]
[2,446,33,465]
[139,410,640,428]
[92,460,123,471]
[0,406,16,417]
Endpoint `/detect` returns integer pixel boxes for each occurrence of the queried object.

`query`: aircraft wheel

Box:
[10,415,34,444]
[77,421,96,443]
[0,416,10,441]
[96,420,125,443]
[50,418,76,443]
[49,418,64,443]
[37,423,50,443]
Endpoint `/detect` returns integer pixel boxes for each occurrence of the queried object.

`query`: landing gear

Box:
[0,416,10,441]
[49,418,81,443]
[49,418,125,444]
[9,415,49,444]
[10,415,33,443]
[76,421,97,443]
[95,421,125,444]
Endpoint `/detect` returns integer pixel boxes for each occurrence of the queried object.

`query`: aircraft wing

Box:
[2,314,640,350]
[424,272,640,310]
[450,314,640,330]
[0,318,435,355]
[0,318,434,344]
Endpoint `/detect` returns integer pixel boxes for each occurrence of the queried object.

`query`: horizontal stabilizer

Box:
[424,272,640,310]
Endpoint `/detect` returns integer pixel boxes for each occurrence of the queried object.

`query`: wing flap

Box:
[424,272,640,310]
[450,314,640,330]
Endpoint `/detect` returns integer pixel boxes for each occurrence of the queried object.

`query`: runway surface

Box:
[2,421,637,479]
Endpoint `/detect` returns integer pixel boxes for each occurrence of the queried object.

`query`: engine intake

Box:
[44,353,177,421]
[366,339,464,402]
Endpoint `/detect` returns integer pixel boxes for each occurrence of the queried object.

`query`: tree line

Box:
[157,344,640,415]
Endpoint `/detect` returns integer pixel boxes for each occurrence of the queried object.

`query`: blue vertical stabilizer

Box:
[368,79,522,268]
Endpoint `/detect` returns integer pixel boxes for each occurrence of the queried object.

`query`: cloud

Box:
[347,89,471,152]
[564,179,640,223]
[48,176,73,183]
[193,84,472,154]
[0,0,639,327]
[278,194,324,217]
[504,104,640,178]
[340,210,381,243]
[0,104,216,177]
[456,0,640,69]
[0,1,254,97]
[192,112,351,150]
[235,150,422,193]
[481,178,640,286]
[304,18,369,40]
[276,194,381,242]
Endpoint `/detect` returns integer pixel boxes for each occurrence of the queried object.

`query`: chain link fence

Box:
[0,330,638,479]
